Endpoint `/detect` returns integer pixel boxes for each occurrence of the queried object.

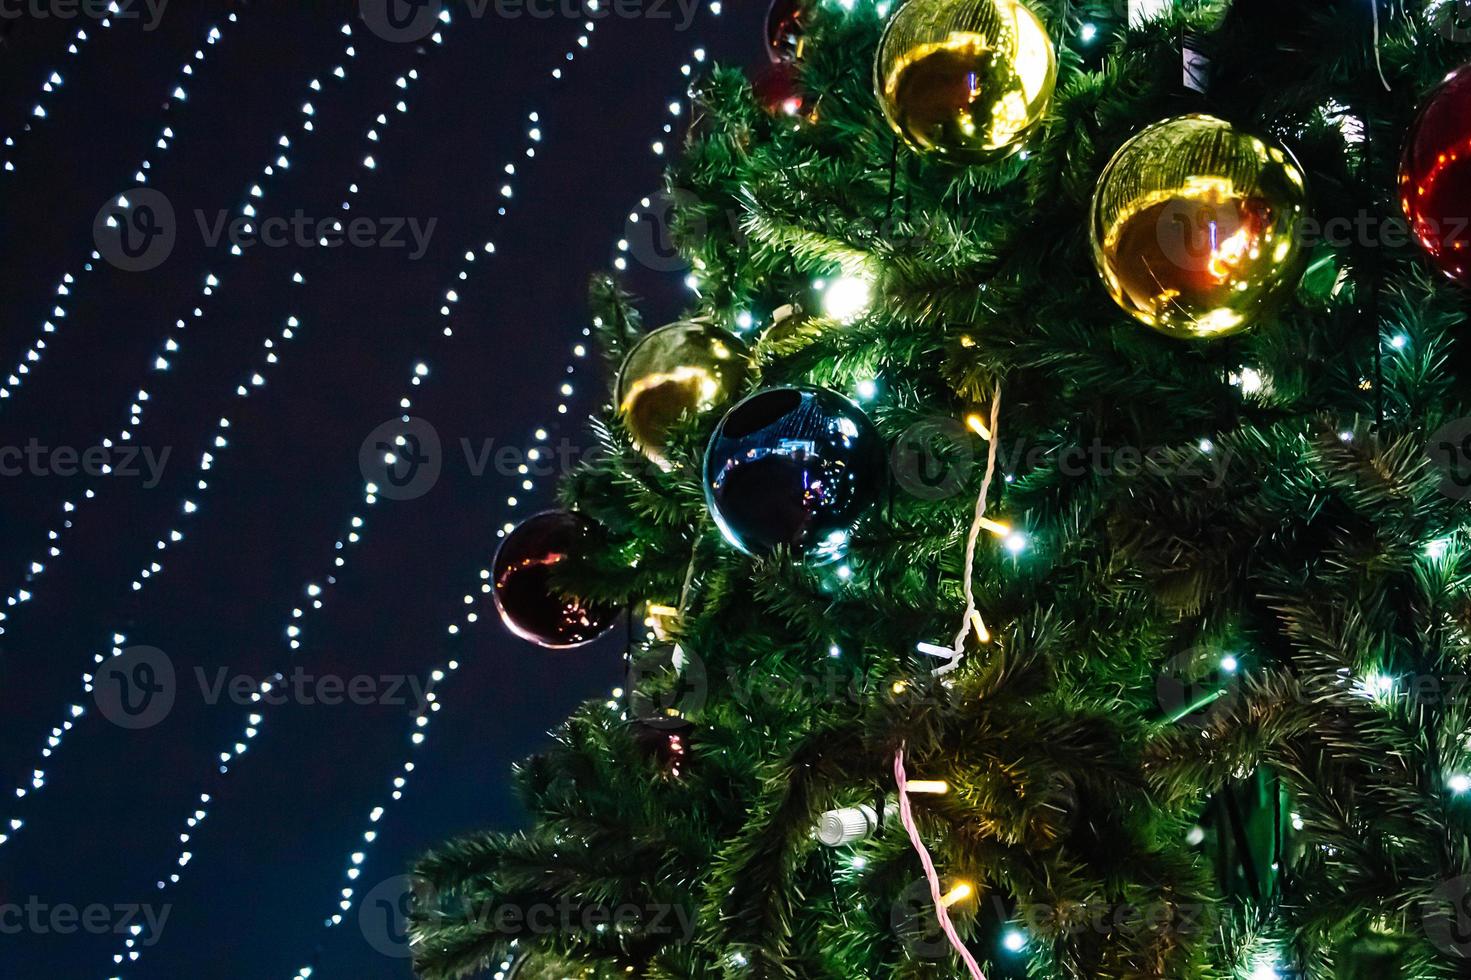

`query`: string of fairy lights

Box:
[286,23,729,979]
[293,3,1231,974]
[0,27,432,856]
[9,4,1434,980]
[1,1,125,175]
[805,8,1369,977]
[0,309,303,850]
[294,7,994,961]
[90,10,628,973]
[0,11,242,408]
[287,329,594,962]
[148,5,1455,980]
[0,23,367,640]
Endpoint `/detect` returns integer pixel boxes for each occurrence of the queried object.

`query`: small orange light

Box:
[965,413,991,440]
[940,882,974,907]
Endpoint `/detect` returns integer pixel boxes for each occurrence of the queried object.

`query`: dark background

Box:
[0,1,764,975]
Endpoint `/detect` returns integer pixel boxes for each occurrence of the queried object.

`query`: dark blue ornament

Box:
[703,386,885,561]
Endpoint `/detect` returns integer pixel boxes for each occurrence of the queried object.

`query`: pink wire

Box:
[894,745,987,980]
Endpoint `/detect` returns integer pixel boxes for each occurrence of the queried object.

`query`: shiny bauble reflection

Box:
[616,320,748,470]
[766,0,805,63]
[703,386,885,562]
[1090,114,1310,339]
[874,0,1056,163]
[1400,62,1471,284]
[492,511,618,649]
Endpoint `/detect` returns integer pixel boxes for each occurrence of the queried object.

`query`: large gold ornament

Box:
[1090,114,1310,339]
[616,320,748,469]
[873,0,1056,163]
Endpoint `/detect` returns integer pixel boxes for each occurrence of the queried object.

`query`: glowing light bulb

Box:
[905,779,949,795]
[939,882,972,908]
[822,274,872,323]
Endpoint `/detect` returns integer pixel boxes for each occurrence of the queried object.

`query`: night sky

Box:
[0,2,765,975]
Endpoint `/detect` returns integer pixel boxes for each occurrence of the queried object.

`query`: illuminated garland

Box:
[0,24,373,639]
[0,12,244,405]
[93,10,614,974]
[4,32,434,861]
[3,2,128,174]
[289,25,729,978]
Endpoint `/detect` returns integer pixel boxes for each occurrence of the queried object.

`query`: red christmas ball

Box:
[753,62,808,118]
[1400,63,1471,283]
[766,0,805,63]
[492,511,618,649]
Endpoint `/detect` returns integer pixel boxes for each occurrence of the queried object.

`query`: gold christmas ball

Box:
[616,320,748,469]
[1090,114,1310,339]
[873,0,1056,163]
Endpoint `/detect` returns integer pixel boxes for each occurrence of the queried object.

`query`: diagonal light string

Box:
[1,30,445,857]
[0,11,245,407]
[0,4,121,173]
[97,10,620,973]
[0,22,364,639]
[290,24,729,977]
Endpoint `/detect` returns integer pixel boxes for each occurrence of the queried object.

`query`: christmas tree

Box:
[411,1,1471,977]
